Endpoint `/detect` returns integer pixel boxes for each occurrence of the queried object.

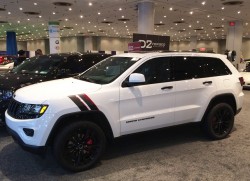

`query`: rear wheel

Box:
[203,103,234,140]
[53,121,106,172]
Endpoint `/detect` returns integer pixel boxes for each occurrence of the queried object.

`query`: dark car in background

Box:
[0,52,110,122]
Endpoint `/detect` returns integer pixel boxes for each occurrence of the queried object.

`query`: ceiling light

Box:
[80,15,83,18]
[89,2,92,6]
[222,18,224,21]
[17,21,20,23]
[237,11,241,14]
[65,18,68,21]
[53,12,56,15]
[202,1,206,5]
[164,15,166,18]
[39,15,42,18]
[119,8,122,11]
[207,15,210,18]
[8,12,11,14]
[221,7,225,10]
[190,11,193,15]
[169,7,173,11]
[69,8,72,11]
[98,12,101,15]
[34,2,37,5]
[19,7,23,11]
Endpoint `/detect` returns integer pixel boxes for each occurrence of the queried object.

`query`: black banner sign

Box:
[133,33,170,51]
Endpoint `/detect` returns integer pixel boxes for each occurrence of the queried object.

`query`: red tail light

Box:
[239,77,245,86]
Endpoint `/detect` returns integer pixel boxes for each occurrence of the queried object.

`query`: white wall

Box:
[242,38,250,59]
[60,37,78,53]
[97,37,131,51]
[27,39,46,54]
[170,40,220,53]
[0,40,27,51]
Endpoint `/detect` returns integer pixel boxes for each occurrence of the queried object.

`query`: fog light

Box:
[23,128,34,137]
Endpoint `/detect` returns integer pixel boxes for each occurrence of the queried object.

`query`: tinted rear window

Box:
[173,56,231,81]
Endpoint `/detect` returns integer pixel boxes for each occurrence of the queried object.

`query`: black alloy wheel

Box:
[203,103,234,140]
[53,121,106,172]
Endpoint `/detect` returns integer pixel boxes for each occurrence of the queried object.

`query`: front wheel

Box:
[53,121,106,172]
[203,103,234,140]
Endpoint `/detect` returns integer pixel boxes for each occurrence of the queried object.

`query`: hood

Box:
[14,77,102,103]
[0,72,53,91]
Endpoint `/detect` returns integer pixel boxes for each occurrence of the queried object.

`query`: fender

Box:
[46,110,114,146]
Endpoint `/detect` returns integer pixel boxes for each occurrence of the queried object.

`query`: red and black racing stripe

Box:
[69,94,98,111]
[78,94,98,110]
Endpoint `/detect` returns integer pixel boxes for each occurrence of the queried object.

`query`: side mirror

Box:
[122,73,145,87]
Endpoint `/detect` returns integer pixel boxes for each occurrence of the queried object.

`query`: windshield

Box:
[78,56,138,84]
[12,55,63,75]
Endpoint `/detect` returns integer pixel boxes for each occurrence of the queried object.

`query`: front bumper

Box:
[6,125,46,154]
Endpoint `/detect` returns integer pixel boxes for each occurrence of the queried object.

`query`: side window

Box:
[59,55,81,74]
[132,57,172,85]
[173,57,201,80]
[202,57,232,76]
[173,56,232,81]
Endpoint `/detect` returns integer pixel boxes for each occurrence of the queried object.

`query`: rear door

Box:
[173,56,231,123]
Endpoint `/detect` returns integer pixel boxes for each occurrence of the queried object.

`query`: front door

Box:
[119,57,175,135]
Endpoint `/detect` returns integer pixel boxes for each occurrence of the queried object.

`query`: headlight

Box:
[8,99,48,119]
[0,90,14,101]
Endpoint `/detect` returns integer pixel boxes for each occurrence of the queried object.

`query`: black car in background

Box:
[0,52,110,122]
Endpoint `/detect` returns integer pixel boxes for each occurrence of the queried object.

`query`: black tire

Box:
[53,121,106,172]
[203,103,234,140]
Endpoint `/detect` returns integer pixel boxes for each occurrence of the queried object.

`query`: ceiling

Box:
[0,0,249,42]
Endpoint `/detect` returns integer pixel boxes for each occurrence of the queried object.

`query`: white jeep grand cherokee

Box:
[6,52,244,172]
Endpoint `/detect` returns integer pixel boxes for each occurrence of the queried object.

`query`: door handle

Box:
[161,86,173,90]
[203,81,212,85]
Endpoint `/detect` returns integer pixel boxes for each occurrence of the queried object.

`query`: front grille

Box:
[7,99,22,119]
[7,99,40,119]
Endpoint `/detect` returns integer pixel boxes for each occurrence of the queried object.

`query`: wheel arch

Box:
[201,93,237,122]
[46,111,114,146]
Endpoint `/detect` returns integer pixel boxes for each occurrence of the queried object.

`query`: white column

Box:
[226,20,243,68]
[48,21,60,53]
[190,36,197,50]
[138,1,155,34]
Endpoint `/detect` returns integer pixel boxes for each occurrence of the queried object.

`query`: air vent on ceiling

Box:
[53,2,72,6]
[63,27,73,29]
[0,8,6,11]
[101,21,113,24]
[118,18,130,21]
[99,30,105,32]
[78,32,84,34]
[178,29,186,32]
[155,23,165,26]
[0,21,8,23]
[194,28,204,31]
[23,12,40,15]
[222,1,243,5]
[173,20,185,24]
[17,33,32,36]
[88,31,95,34]
[213,26,223,29]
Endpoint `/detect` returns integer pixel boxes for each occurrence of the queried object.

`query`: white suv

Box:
[6,52,244,172]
